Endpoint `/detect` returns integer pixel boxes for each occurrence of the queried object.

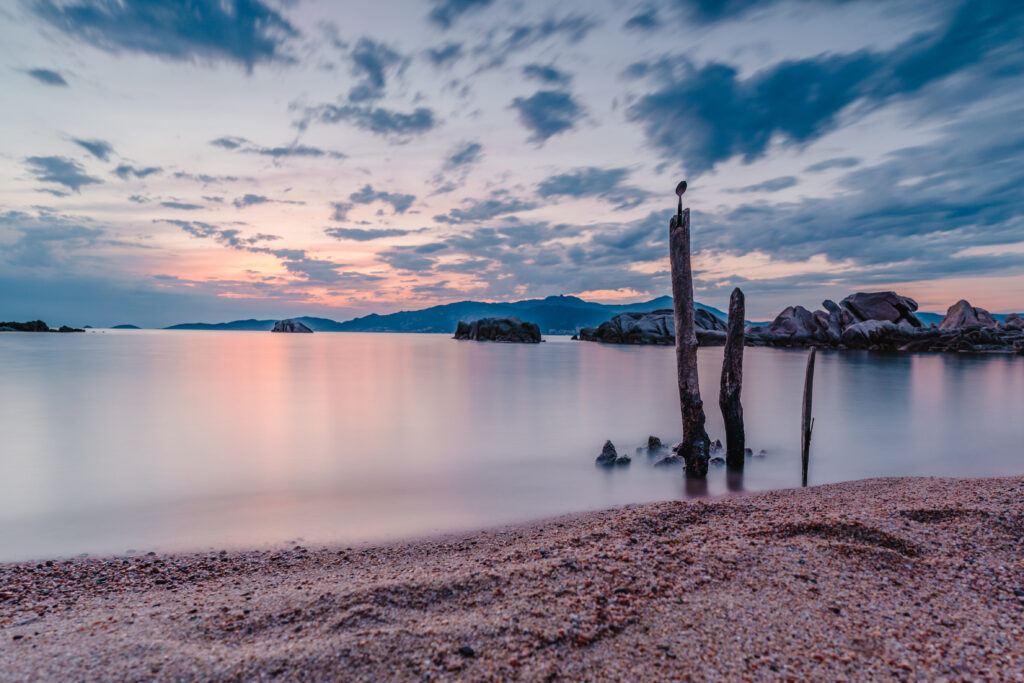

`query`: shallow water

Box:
[1,331,1022,561]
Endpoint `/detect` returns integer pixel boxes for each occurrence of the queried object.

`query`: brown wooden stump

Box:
[669,206,710,478]
[801,348,816,486]
[719,287,745,469]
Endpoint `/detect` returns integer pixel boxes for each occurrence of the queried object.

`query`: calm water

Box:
[1,331,1022,561]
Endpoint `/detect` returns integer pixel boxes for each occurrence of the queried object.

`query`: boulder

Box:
[595,440,630,466]
[272,319,313,333]
[839,320,899,348]
[840,292,922,327]
[653,454,686,467]
[576,309,725,346]
[454,317,541,343]
[647,436,663,451]
[938,300,998,330]
[0,320,50,332]
[748,305,827,344]
[1004,313,1024,331]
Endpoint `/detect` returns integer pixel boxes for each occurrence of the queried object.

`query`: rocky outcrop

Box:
[747,292,1022,354]
[272,319,313,333]
[575,308,726,346]
[0,320,83,332]
[454,317,541,343]
[939,300,998,330]
[595,440,630,466]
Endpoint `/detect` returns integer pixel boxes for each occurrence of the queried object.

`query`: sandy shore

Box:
[2,476,1023,680]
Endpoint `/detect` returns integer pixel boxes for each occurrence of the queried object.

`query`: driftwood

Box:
[669,201,710,478]
[719,288,745,469]
[801,348,816,486]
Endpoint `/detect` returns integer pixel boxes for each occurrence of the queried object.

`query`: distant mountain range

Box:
[163,295,729,335]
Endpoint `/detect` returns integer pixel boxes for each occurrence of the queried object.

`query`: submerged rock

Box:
[454,317,541,343]
[272,319,313,333]
[595,440,630,466]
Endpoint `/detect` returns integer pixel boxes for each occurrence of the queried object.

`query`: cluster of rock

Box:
[574,308,726,346]
[0,320,84,332]
[748,292,1024,354]
[454,317,541,343]
[600,435,768,469]
[594,440,631,466]
[271,319,313,333]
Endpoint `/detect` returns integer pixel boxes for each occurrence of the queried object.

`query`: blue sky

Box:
[1,0,1022,326]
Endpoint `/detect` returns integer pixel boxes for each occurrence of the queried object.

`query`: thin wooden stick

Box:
[720,288,745,469]
[801,348,816,486]
[669,204,710,478]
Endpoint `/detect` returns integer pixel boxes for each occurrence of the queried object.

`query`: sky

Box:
[1,0,1022,327]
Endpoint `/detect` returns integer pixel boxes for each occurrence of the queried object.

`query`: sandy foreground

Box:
[2,476,1023,681]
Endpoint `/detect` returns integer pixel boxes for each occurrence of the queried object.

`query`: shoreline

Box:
[2,475,1023,679]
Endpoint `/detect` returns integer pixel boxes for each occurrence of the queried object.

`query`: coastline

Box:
[2,475,1023,679]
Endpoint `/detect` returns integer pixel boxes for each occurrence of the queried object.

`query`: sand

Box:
[2,475,1023,680]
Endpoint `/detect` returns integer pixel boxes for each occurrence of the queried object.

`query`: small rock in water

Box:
[755,449,767,457]
[596,440,618,466]
[710,439,723,454]
[615,453,631,466]
[709,456,725,466]
[654,454,685,467]
[743,448,753,456]
[647,435,663,450]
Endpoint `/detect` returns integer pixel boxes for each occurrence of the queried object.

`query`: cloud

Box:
[302,104,437,137]
[347,37,405,102]
[624,8,658,31]
[804,157,861,173]
[428,0,494,28]
[24,156,102,192]
[172,171,246,184]
[727,175,798,193]
[510,90,584,144]
[536,167,650,209]
[31,0,299,70]
[476,15,597,69]
[433,196,537,224]
[209,136,344,158]
[444,141,483,169]
[25,68,68,86]
[349,184,416,213]
[626,1,1024,175]
[424,42,462,67]
[522,63,571,86]
[330,202,354,221]
[233,194,270,208]
[324,227,410,241]
[160,201,204,210]
[72,138,113,161]
[114,164,162,179]
[0,210,104,267]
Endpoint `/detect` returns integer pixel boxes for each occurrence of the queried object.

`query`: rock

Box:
[743,448,753,456]
[57,325,84,333]
[457,645,475,658]
[840,291,922,327]
[748,305,827,345]
[647,436,663,450]
[1005,313,1023,330]
[577,308,725,346]
[272,319,313,333]
[709,439,723,454]
[839,320,899,348]
[454,317,541,343]
[654,454,685,467]
[0,320,50,332]
[596,440,618,466]
[709,456,725,466]
[938,300,998,330]
[757,449,767,456]
[1015,341,1024,356]
[615,453,631,466]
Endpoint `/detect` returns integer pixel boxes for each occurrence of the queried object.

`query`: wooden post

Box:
[720,287,745,469]
[669,184,710,478]
[801,348,816,487]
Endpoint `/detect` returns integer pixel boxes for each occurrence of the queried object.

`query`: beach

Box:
[2,475,1022,680]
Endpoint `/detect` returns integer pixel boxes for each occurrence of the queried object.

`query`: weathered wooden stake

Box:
[669,182,710,478]
[800,348,816,486]
[720,287,745,469]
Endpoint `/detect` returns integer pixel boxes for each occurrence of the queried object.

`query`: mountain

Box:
[111,324,140,329]
[163,295,728,335]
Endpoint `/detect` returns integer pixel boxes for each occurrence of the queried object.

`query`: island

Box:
[0,320,84,332]
[454,317,541,343]
[271,319,313,333]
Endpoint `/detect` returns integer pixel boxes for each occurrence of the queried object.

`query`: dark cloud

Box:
[536,167,650,209]
[347,37,405,102]
[208,136,344,158]
[31,0,299,70]
[330,202,354,221]
[1,210,104,267]
[302,104,437,137]
[233,194,270,208]
[160,201,204,210]
[324,227,410,241]
[114,164,162,179]
[444,141,483,169]
[25,156,102,193]
[428,0,494,28]
[172,171,246,184]
[522,63,571,86]
[804,157,861,173]
[476,15,597,70]
[349,185,416,213]
[433,197,537,224]
[510,90,584,144]
[727,175,798,193]
[424,42,462,67]
[626,1,1024,175]
[25,68,68,86]
[72,138,113,160]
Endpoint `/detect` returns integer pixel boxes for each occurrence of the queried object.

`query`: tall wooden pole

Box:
[669,183,710,478]
[720,287,745,469]
[801,348,816,487]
